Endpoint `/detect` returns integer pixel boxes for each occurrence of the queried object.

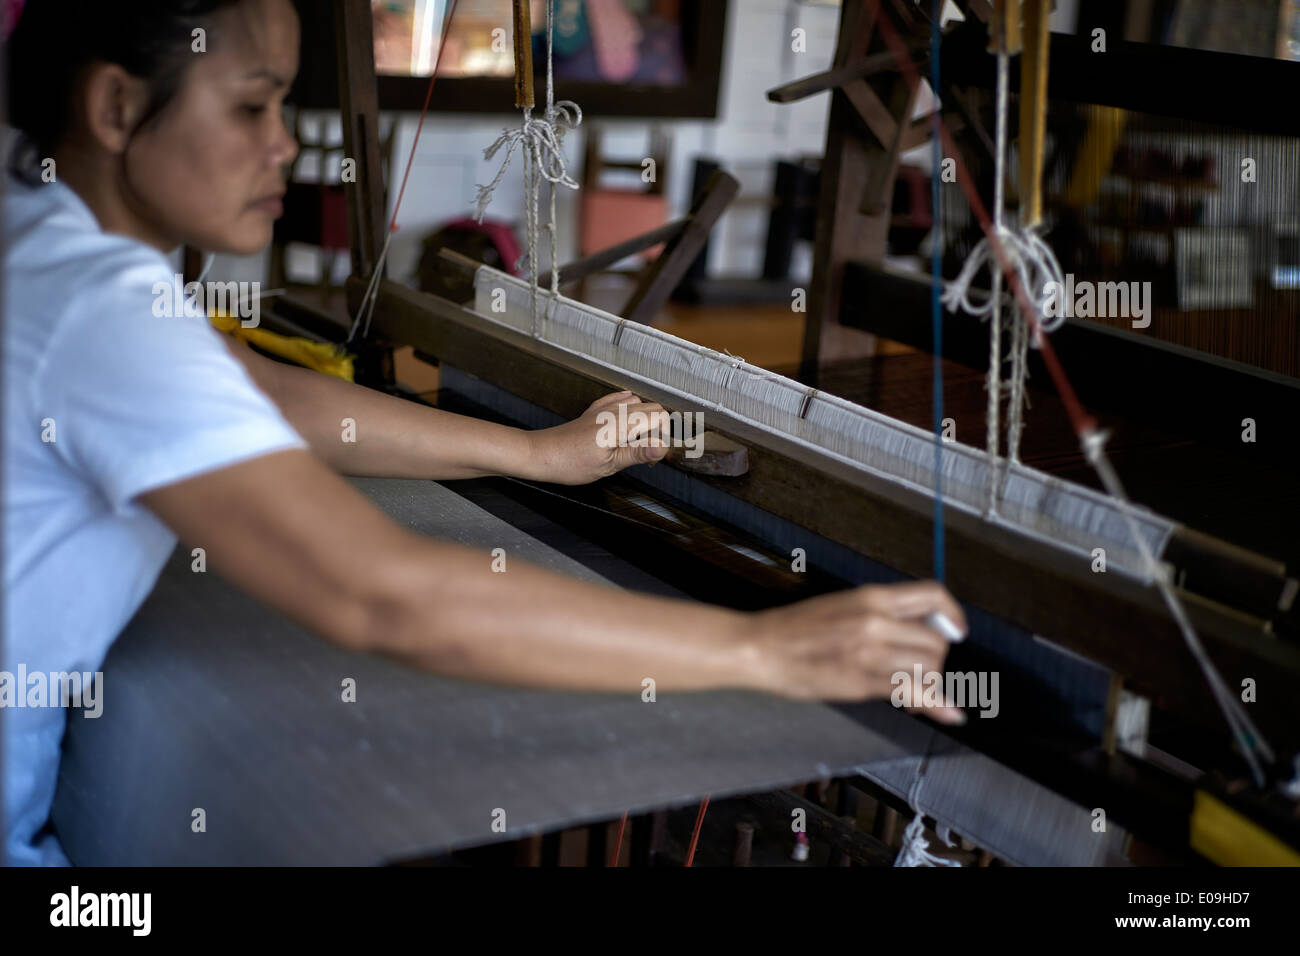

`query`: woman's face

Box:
[116,0,301,255]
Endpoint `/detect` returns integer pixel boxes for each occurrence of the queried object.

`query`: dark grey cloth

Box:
[52,478,1118,865]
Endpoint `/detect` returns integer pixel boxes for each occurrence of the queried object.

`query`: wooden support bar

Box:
[859,74,917,215]
[842,79,899,150]
[335,0,388,279]
[512,0,534,109]
[898,111,962,152]
[1019,0,1051,227]
[536,220,686,289]
[766,47,925,104]
[621,168,740,326]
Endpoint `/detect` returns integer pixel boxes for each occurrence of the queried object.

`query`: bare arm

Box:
[227,339,666,484]
[140,448,967,709]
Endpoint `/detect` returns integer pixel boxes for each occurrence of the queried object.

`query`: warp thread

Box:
[475,268,1177,579]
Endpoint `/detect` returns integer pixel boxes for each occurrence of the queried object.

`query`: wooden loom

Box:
[50,0,1300,867]
[313,0,1300,865]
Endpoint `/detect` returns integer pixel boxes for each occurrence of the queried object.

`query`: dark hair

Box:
[7,0,244,157]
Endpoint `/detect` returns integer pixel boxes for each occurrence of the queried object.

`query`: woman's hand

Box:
[528,390,671,485]
[742,581,970,724]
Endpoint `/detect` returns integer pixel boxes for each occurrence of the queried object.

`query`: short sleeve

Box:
[39,255,307,513]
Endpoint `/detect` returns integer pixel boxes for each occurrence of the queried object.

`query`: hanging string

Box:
[472,0,582,337]
[684,795,710,867]
[871,1,1276,787]
[894,742,961,867]
[894,0,960,867]
[608,810,629,866]
[348,0,465,345]
[938,47,1066,505]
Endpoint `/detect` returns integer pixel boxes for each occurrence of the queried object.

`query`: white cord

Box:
[894,758,961,867]
[472,0,582,337]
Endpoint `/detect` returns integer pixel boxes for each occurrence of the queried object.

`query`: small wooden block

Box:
[665,430,750,477]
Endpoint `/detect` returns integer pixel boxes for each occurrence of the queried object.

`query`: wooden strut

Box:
[794,0,927,380]
[1018,0,1051,228]
[513,0,534,109]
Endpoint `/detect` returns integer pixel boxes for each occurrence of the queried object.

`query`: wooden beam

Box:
[1018,0,1051,227]
[536,220,686,289]
[842,78,899,150]
[766,47,925,104]
[512,0,534,109]
[334,0,387,279]
[621,168,740,326]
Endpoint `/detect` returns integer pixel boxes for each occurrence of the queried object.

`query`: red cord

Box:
[684,796,710,867]
[385,0,464,236]
[869,2,1098,438]
[608,810,628,866]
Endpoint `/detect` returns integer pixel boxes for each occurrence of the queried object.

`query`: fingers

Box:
[905,703,967,726]
[859,581,968,636]
[863,616,949,660]
[612,442,668,470]
[585,393,671,445]
[623,404,668,441]
[585,390,634,413]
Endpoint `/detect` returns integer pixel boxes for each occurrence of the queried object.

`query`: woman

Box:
[3,0,965,866]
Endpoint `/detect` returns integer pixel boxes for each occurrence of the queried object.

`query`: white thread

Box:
[942,52,1066,496]
[474,268,1177,579]
[1081,428,1275,786]
[347,228,394,343]
[471,0,582,337]
[894,759,961,868]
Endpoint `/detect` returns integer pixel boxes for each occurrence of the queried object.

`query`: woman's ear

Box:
[78,62,153,155]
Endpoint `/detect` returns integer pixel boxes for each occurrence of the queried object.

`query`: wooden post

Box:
[1019,0,1051,227]
[799,0,918,381]
[335,0,388,279]
[513,0,534,109]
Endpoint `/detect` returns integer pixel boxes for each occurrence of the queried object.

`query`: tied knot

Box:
[472,103,584,224]
[941,224,1066,342]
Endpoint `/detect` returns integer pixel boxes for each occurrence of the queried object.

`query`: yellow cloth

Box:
[209,311,354,382]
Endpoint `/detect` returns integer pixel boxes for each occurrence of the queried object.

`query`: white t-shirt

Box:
[3,168,307,865]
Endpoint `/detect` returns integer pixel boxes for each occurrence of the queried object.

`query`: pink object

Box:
[441,217,524,277]
[585,0,643,82]
[579,188,667,261]
[4,0,27,36]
